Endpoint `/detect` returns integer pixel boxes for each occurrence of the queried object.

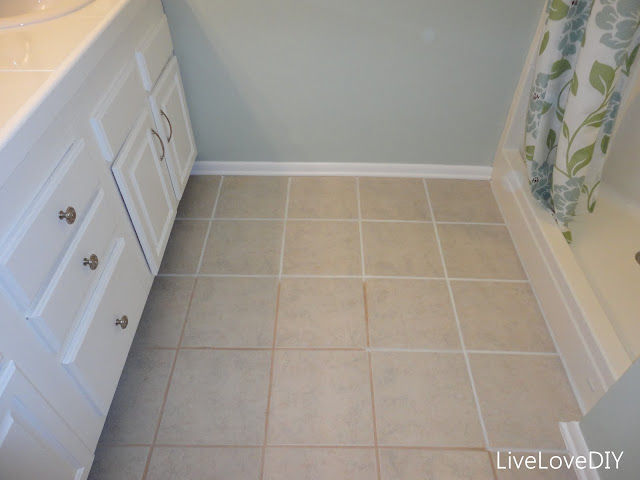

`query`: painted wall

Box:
[580,359,640,478]
[162,0,544,166]
[602,66,640,206]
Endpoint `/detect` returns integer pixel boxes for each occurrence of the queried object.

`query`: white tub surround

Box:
[491,10,633,415]
[0,0,196,478]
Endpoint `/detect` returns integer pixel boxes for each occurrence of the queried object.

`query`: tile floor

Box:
[90,176,581,480]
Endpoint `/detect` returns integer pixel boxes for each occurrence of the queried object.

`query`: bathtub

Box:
[490,13,638,414]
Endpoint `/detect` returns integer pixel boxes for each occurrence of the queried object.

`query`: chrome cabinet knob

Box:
[82,254,99,270]
[58,206,77,224]
[115,315,129,329]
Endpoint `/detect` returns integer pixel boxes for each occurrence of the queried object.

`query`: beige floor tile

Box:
[268,351,374,445]
[371,352,483,447]
[366,279,459,349]
[215,176,288,218]
[99,349,174,445]
[176,175,221,219]
[283,221,361,275]
[159,220,209,274]
[492,452,578,479]
[362,222,443,277]
[147,447,262,480]
[438,224,526,280]
[359,177,430,220]
[158,350,271,445]
[200,220,283,274]
[452,281,555,352]
[88,446,148,480]
[132,277,195,349]
[470,354,581,450]
[182,277,278,347]
[264,448,377,480]
[288,177,358,219]
[426,179,503,223]
[379,449,494,480]
[277,278,366,348]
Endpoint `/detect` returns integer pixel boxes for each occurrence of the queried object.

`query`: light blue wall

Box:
[163,0,545,166]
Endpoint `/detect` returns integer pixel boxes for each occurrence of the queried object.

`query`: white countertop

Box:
[0,0,128,147]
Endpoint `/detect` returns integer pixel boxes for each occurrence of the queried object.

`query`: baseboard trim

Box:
[560,422,600,480]
[190,161,492,179]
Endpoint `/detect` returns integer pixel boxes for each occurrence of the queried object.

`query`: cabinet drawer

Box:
[28,188,117,353]
[91,61,146,162]
[136,15,173,92]
[0,360,94,480]
[0,140,100,310]
[61,235,149,415]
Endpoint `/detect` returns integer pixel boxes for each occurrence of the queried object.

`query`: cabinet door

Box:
[112,108,177,274]
[0,359,93,480]
[149,56,197,200]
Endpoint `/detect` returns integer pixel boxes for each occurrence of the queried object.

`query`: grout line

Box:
[356,178,366,278]
[423,178,491,450]
[368,347,463,354]
[363,283,382,480]
[176,216,505,226]
[158,273,530,282]
[194,176,224,276]
[466,350,559,356]
[141,266,200,479]
[488,447,571,454]
[278,178,291,279]
[260,282,281,480]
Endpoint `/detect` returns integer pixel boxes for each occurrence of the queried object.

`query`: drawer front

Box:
[91,61,146,162]
[0,360,94,480]
[136,15,173,91]
[28,188,117,353]
[0,140,100,309]
[61,235,150,415]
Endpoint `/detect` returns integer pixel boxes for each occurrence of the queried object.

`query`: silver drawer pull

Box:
[82,254,99,270]
[160,110,173,143]
[151,129,165,162]
[115,315,129,329]
[58,206,77,225]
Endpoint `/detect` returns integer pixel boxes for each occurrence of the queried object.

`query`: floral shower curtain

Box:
[525,0,640,242]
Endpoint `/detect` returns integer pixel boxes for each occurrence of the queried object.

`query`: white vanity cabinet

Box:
[0,0,197,477]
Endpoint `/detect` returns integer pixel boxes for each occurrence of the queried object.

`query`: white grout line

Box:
[368,347,463,354]
[488,447,571,455]
[356,178,367,278]
[422,178,491,450]
[175,216,506,226]
[278,178,292,279]
[194,176,224,275]
[466,350,560,356]
[448,277,529,283]
[158,273,531,282]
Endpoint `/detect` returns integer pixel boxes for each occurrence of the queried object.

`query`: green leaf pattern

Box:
[524,0,640,241]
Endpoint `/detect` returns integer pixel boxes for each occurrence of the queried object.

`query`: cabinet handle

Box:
[58,206,77,225]
[82,254,99,270]
[151,129,165,162]
[160,110,173,143]
[115,315,129,329]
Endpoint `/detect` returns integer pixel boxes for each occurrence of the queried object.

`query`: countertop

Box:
[0,0,129,149]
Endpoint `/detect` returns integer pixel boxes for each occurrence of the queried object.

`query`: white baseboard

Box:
[190,161,492,179]
[560,422,600,480]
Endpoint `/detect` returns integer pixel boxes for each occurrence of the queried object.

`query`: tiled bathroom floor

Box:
[90,176,581,480]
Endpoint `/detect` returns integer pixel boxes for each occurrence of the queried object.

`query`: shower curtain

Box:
[525,0,640,242]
